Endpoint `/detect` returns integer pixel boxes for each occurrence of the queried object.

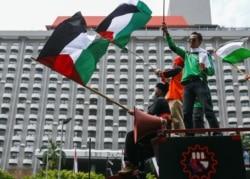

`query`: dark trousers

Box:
[183,80,219,129]
[193,107,205,128]
[124,131,156,166]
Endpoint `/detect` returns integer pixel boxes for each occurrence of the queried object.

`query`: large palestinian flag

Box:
[36,11,109,85]
[95,0,152,49]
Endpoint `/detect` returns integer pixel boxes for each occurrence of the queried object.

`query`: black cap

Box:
[156,83,169,95]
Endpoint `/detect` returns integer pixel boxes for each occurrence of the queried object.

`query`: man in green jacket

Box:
[162,22,221,136]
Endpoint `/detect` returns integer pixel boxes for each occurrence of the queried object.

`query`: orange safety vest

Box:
[166,71,184,101]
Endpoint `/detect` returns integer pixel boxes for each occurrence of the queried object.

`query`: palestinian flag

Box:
[36,11,109,85]
[95,0,152,49]
[215,38,250,64]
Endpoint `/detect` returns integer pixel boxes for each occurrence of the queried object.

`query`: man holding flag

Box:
[161,22,221,136]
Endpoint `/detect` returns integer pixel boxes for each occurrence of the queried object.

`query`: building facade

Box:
[0,25,250,176]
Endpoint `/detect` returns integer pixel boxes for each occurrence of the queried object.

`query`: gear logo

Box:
[180,144,218,179]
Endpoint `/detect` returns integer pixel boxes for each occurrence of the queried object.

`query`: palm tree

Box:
[39,139,67,170]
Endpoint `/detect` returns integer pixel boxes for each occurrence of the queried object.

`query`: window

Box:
[27,130,35,136]
[225,80,233,86]
[29,119,37,125]
[228,112,236,118]
[34,78,42,84]
[76,99,84,104]
[1,107,9,114]
[118,143,124,149]
[48,88,56,94]
[0,140,4,147]
[16,118,23,125]
[74,131,82,137]
[0,129,5,136]
[14,130,22,136]
[105,120,113,127]
[59,109,67,115]
[76,109,84,115]
[10,152,19,159]
[35,68,43,74]
[8,68,15,74]
[47,98,55,104]
[20,87,28,93]
[75,120,83,126]
[226,91,234,96]
[105,131,112,138]
[241,101,249,107]
[89,109,97,115]
[118,131,127,138]
[73,142,82,148]
[120,99,127,105]
[4,87,12,93]
[45,119,53,125]
[21,77,29,83]
[119,110,127,116]
[90,99,97,105]
[88,120,96,126]
[77,88,85,94]
[87,142,95,149]
[119,121,127,127]
[0,118,7,125]
[226,101,235,107]
[12,141,20,147]
[105,109,113,116]
[30,108,38,114]
[3,97,10,104]
[17,108,25,114]
[26,141,34,148]
[88,131,96,138]
[44,130,52,137]
[107,88,114,95]
[104,142,112,149]
[240,91,249,96]
[243,112,250,118]
[32,97,39,104]
[62,88,69,94]
[60,98,68,104]
[224,70,232,76]
[18,98,26,104]
[24,152,33,159]
[33,88,40,94]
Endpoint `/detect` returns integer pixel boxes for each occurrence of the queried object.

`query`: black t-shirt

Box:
[147,96,170,116]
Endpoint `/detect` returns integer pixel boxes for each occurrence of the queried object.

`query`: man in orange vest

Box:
[155,56,185,136]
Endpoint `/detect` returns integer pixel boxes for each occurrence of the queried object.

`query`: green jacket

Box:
[166,35,215,83]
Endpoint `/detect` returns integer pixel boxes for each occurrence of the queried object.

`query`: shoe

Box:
[118,161,136,175]
[213,132,223,136]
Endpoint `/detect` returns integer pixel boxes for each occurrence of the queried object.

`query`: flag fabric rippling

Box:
[215,38,250,64]
[36,11,109,85]
[95,0,152,49]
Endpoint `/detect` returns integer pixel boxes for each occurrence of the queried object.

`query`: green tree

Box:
[242,133,250,149]
[22,170,105,179]
[0,169,14,179]
[39,139,66,170]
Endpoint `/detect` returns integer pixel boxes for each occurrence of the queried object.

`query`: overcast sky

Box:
[0,0,250,30]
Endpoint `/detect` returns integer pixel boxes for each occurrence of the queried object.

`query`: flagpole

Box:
[30,57,131,112]
[163,0,165,23]
[230,63,250,81]
[162,0,166,37]
[126,48,156,70]
[82,84,131,111]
